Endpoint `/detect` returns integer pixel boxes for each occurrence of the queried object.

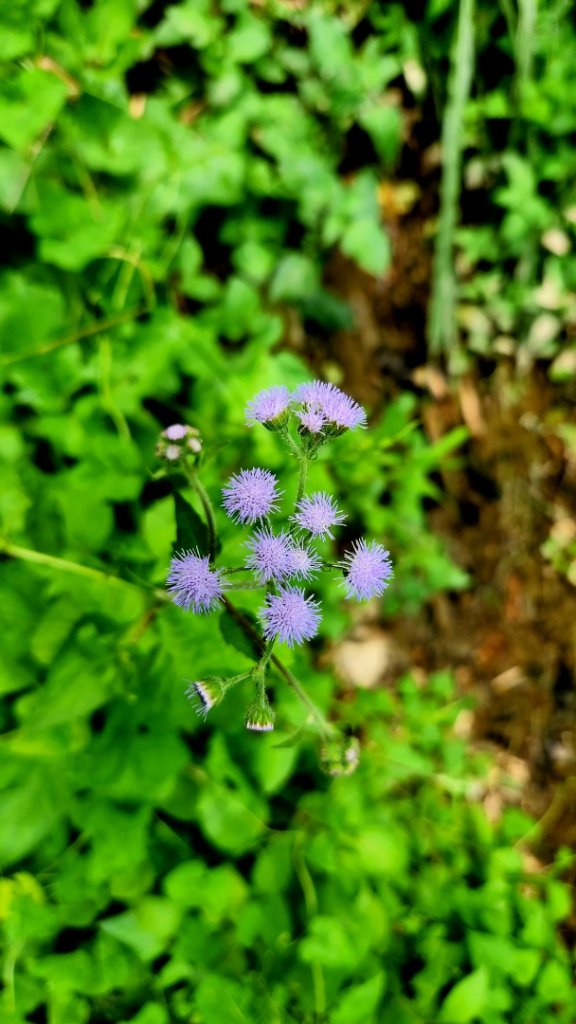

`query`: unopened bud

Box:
[157,424,203,464]
[186,676,229,716]
[319,734,360,777]
[245,690,275,732]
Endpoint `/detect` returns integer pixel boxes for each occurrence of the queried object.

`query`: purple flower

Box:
[297,408,326,434]
[292,492,347,539]
[295,381,366,431]
[246,386,291,425]
[167,550,227,612]
[260,586,322,647]
[340,540,393,600]
[164,424,188,440]
[287,541,322,581]
[222,467,282,524]
[245,528,295,582]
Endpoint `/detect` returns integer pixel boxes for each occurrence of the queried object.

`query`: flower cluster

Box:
[243,381,366,436]
[156,423,202,463]
[165,380,393,732]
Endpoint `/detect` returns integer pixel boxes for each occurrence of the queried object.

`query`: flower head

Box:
[297,408,326,434]
[222,467,282,524]
[340,539,393,600]
[164,423,188,441]
[164,444,181,461]
[295,381,366,431]
[246,386,291,426]
[167,550,227,612]
[287,541,322,581]
[260,586,322,647]
[292,492,347,539]
[157,423,202,463]
[245,528,295,582]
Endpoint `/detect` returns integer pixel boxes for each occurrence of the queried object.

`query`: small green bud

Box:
[319,734,360,777]
[186,676,228,715]
[245,690,275,732]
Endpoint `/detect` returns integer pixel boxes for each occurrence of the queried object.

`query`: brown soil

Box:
[293,191,576,868]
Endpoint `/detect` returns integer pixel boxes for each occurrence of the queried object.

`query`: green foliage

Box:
[1,2,574,1022]
[1,670,574,1022]
[426,0,576,365]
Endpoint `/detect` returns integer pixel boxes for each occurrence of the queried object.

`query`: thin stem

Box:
[276,662,337,740]
[278,423,302,460]
[259,637,276,672]
[181,462,218,561]
[0,306,149,367]
[220,595,335,737]
[296,455,309,505]
[0,540,161,595]
[293,833,326,1019]
[227,580,262,591]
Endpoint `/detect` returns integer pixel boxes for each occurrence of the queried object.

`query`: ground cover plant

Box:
[164,380,392,742]
[1,1,576,1022]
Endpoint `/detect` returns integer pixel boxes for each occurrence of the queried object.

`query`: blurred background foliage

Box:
[1,0,575,1022]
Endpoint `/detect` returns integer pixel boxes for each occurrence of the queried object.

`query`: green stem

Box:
[0,306,149,367]
[220,595,335,737]
[227,580,262,591]
[293,834,326,1019]
[259,637,276,672]
[296,455,309,505]
[0,540,163,596]
[278,663,336,740]
[181,462,218,561]
[5,540,334,739]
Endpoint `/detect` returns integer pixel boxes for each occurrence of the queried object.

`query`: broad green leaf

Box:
[341,219,391,276]
[0,68,68,151]
[219,608,261,661]
[331,972,386,1024]
[174,491,210,557]
[0,770,68,867]
[360,105,402,166]
[438,968,489,1023]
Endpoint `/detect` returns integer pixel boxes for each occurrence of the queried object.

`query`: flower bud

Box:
[319,734,360,776]
[186,676,229,715]
[156,424,203,464]
[245,690,275,732]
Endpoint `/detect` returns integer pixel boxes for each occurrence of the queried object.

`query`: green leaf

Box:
[537,959,573,1003]
[360,105,402,166]
[219,609,261,661]
[196,784,266,855]
[332,972,386,1024]
[120,1005,169,1024]
[173,492,210,556]
[0,769,67,867]
[100,898,181,963]
[341,219,391,275]
[438,968,489,1023]
[0,68,68,151]
[299,915,364,970]
[269,253,320,302]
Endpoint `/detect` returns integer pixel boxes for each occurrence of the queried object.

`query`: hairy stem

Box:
[295,455,309,506]
[258,637,276,673]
